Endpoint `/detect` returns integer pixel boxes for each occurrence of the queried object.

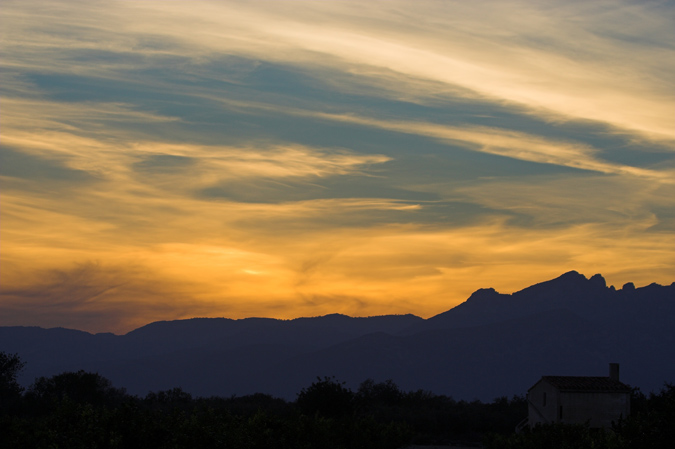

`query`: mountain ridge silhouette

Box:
[1,271,673,400]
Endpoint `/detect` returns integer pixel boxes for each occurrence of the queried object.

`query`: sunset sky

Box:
[1,0,674,334]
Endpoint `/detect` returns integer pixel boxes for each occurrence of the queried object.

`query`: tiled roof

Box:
[538,376,632,392]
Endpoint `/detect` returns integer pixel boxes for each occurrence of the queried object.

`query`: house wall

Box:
[559,391,630,428]
[528,381,630,428]
[527,381,560,426]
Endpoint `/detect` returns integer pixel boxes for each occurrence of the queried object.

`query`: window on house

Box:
[559,405,563,419]
[543,392,547,407]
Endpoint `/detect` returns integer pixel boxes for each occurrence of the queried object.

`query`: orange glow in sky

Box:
[1,0,674,333]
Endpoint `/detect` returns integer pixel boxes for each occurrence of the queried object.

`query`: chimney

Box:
[609,363,620,381]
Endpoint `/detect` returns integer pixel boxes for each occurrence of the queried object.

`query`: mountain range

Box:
[1,271,673,401]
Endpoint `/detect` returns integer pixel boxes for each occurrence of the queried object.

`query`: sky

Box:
[1,0,674,334]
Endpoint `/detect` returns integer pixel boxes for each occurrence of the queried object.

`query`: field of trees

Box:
[1,352,673,448]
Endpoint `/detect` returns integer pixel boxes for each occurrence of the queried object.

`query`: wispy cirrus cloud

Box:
[0,261,211,333]
[4,0,673,141]
[2,96,391,186]
[308,112,675,182]
[1,0,673,333]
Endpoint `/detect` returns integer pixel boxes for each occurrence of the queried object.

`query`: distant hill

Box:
[1,271,673,400]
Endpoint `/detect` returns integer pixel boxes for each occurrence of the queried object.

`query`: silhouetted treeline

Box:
[3,352,673,448]
[1,352,526,448]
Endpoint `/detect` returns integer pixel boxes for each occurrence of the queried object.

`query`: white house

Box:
[525,363,631,429]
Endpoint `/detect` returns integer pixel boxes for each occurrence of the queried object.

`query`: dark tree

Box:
[0,352,25,411]
[615,383,675,449]
[26,370,125,408]
[357,378,403,406]
[296,376,355,418]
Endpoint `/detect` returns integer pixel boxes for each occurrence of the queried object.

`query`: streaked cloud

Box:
[1,0,673,333]
[4,1,673,137]
[307,112,675,182]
